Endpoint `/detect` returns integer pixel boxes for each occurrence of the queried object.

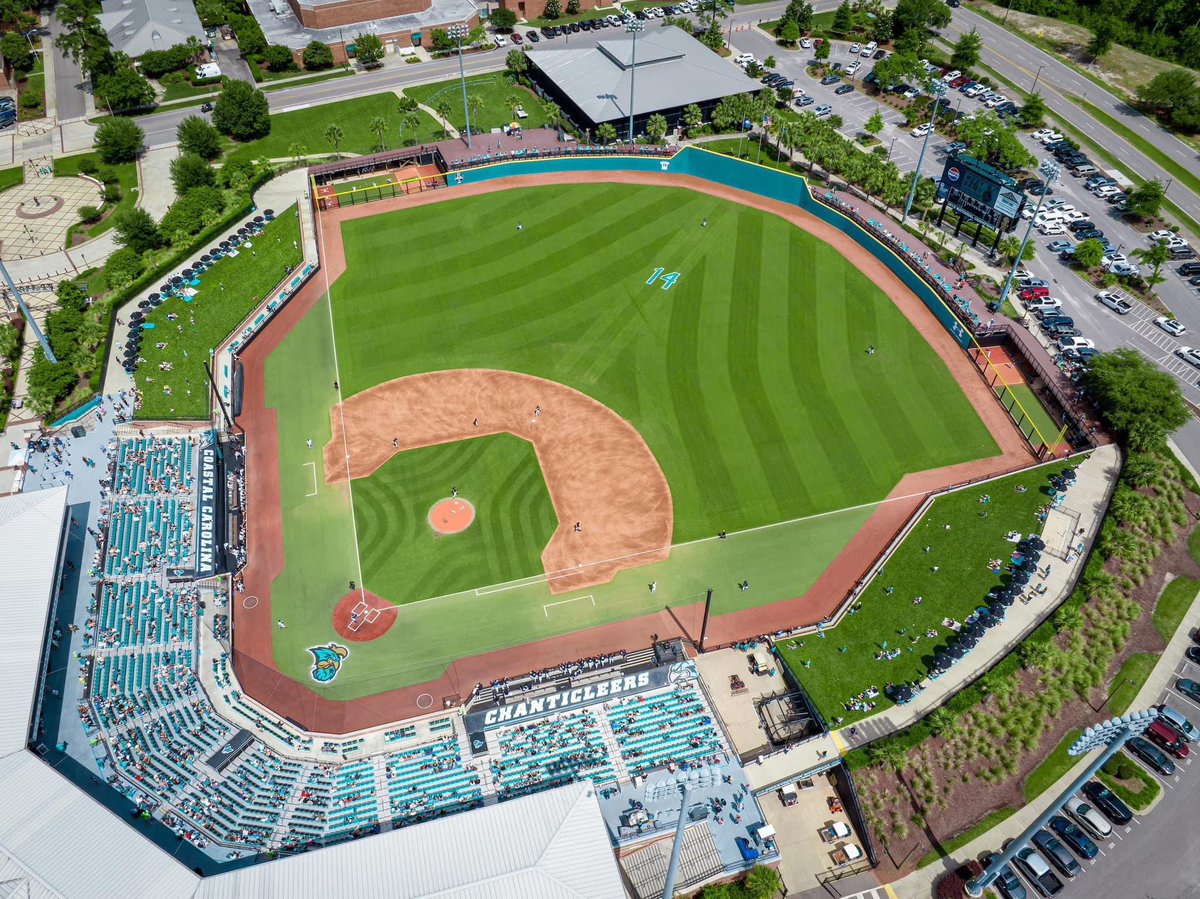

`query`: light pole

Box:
[448,24,472,148]
[966,711,1157,897]
[888,137,897,161]
[625,19,645,144]
[998,159,1060,316]
[1030,64,1045,93]
[902,79,947,224]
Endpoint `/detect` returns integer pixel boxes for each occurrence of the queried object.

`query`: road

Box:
[43,13,86,121]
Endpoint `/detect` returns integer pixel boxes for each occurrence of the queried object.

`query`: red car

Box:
[950,75,970,88]
[510,32,523,43]
[1019,286,1050,300]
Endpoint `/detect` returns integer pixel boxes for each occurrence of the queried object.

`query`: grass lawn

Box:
[53,152,138,242]
[703,137,795,172]
[225,94,443,165]
[780,464,1063,724]
[354,434,558,602]
[993,382,1062,450]
[1099,751,1162,812]
[403,74,551,136]
[1107,652,1158,716]
[161,80,221,102]
[1153,576,1199,642]
[18,56,45,120]
[1023,730,1083,802]
[0,166,24,193]
[262,69,352,92]
[263,182,996,695]
[134,207,301,420]
[917,808,1016,868]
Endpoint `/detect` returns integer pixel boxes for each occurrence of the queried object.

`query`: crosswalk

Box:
[839,887,895,899]
[1101,293,1200,386]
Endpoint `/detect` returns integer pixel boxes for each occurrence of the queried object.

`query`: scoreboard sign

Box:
[940,155,1024,233]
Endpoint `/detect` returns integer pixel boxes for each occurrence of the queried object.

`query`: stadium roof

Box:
[0,767,620,899]
[527,27,761,124]
[0,487,67,756]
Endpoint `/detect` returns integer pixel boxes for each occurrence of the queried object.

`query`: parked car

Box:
[846,61,861,75]
[1157,705,1198,742]
[835,83,855,95]
[795,95,816,107]
[510,31,523,42]
[1176,346,1200,368]
[1068,219,1095,232]
[1110,261,1140,277]
[812,104,833,118]
[1019,286,1050,300]
[1127,736,1175,775]
[1058,336,1095,351]
[820,74,841,85]
[1039,223,1068,236]
[1047,239,1074,253]
[873,48,887,59]
[525,30,540,41]
[1032,829,1082,878]
[1145,719,1190,758]
[1169,246,1197,260]
[1179,262,1200,276]
[1019,277,1049,289]
[1065,796,1113,840]
[1029,299,1063,315]
[1156,316,1188,337]
[1095,291,1133,314]
[849,42,861,54]
[911,123,933,138]
[1148,229,1177,242]
[1013,847,1063,897]
[1082,781,1132,825]
[1177,679,1200,702]
[981,853,1027,899]
[1075,228,1104,241]
[1048,815,1098,860]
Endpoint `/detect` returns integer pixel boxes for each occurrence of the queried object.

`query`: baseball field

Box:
[254,181,1001,699]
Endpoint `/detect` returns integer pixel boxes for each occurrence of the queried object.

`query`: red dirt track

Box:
[232,170,1032,734]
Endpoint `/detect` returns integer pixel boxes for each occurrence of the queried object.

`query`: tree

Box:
[892,0,950,51]
[1083,348,1189,449]
[430,28,454,52]
[596,122,618,144]
[303,40,333,70]
[399,112,420,145]
[864,110,884,137]
[490,7,517,30]
[176,115,222,160]
[94,117,144,164]
[263,45,295,72]
[1132,240,1172,287]
[1137,69,1200,132]
[779,20,801,45]
[114,207,161,254]
[433,102,451,139]
[1087,16,1118,60]
[814,38,831,61]
[745,60,763,78]
[103,246,146,289]
[397,96,418,114]
[743,865,783,899]
[682,103,703,133]
[0,31,34,73]
[170,153,216,194]
[370,114,390,149]
[871,49,924,91]
[998,234,1035,264]
[55,0,111,72]
[1124,178,1166,220]
[1073,237,1106,269]
[287,142,307,167]
[467,94,484,134]
[951,28,982,70]
[543,0,562,18]
[1018,92,1047,128]
[506,48,528,76]
[832,0,854,33]
[956,111,1033,170]
[646,113,668,143]
[567,0,579,13]
[763,55,776,68]
[212,80,270,140]
[159,186,225,242]
[700,20,725,51]
[506,93,523,119]
[871,9,893,42]
[354,33,384,68]
[324,123,344,158]
[96,67,155,112]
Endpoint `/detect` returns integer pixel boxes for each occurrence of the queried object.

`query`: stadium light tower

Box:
[625,19,645,144]
[0,258,56,363]
[448,24,472,148]
[902,79,948,224]
[966,709,1157,897]
[997,158,1059,317]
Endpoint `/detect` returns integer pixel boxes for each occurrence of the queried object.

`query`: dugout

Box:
[310,146,448,210]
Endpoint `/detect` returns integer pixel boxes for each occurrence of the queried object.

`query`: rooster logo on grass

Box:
[308,643,349,683]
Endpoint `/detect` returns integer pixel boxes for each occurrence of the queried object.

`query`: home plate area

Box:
[331,588,398,642]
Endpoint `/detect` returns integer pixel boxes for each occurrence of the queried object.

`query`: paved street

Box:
[43,15,87,121]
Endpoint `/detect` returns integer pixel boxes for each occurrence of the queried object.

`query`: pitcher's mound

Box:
[332,589,399,642]
[428,497,475,535]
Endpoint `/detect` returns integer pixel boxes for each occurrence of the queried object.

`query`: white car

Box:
[1148,229,1176,242]
[911,123,933,138]
[1059,336,1095,351]
[942,69,962,82]
[903,87,921,100]
[1065,798,1112,840]
[800,37,812,49]
[1176,346,1200,367]
[1039,223,1068,236]
[1044,198,1067,210]
[734,53,755,64]
[1156,316,1188,337]
[963,84,984,97]
[1102,252,1128,267]
[1095,291,1133,314]
[849,42,861,54]
[1094,185,1120,199]
[846,61,861,75]
[1061,209,1087,222]
[985,95,1009,108]
[1165,236,1189,249]
[1110,261,1140,277]
[1034,211,1064,226]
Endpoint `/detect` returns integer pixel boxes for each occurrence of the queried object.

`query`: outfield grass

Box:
[403,75,551,136]
[225,94,443,165]
[1107,652,1158,716]
[262,182,997,695]
[135,208,301,420]
[1023,730,1083,802]
[354,434,558,602]
[779,464,1062,723]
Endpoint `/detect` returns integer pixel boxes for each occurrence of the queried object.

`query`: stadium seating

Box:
[384,737,483,824]
[492,709,616,800]
[607,685,723,775]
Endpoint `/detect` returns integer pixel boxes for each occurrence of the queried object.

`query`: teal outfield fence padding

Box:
[50,394,101,430]
[448,147,972,349]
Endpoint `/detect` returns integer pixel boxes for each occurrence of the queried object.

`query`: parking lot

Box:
[983,636,1200,899]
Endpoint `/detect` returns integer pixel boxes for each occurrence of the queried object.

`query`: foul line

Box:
[543,594,595,617]
[303,461,318,497]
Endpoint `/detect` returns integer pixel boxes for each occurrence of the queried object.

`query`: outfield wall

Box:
[448,147,973,350]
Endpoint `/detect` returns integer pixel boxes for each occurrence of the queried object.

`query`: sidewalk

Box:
[892,581,1200,899]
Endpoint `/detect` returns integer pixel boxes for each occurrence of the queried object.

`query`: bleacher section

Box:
[81,434,733,861]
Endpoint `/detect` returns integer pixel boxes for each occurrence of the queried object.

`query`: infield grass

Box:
[263,182,1000,695]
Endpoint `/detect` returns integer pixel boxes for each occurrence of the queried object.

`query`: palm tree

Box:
[595,122,618,145]
[506,93,523,120]
[645,113,668,144]
[434,100,453,139]
[369,115,388,152]
[542,100,563,136]
[467,94,484,135]
[324,124,344,159]
[400,113,421,146]
[287,142,306,167]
